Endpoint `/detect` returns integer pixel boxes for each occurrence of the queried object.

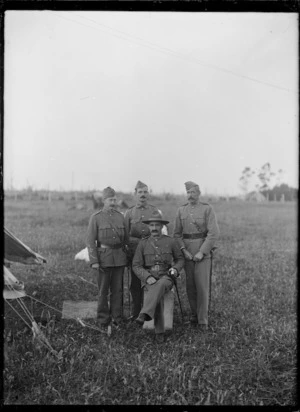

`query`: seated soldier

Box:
[132,210,184,343]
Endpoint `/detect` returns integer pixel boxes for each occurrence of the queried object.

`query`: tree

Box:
[239,167,256,194]
[256,163,276,200]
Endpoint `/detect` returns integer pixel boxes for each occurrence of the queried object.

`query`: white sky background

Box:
[4,11,298,195]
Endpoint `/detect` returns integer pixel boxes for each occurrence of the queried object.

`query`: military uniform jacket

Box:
[132,235,184,286]
[86,209,128,267]
[124,203,160,253]
[173,202,220,258]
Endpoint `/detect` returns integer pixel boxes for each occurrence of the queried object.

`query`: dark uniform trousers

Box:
[185,258,211,325]
[142,277,173,334]
[96,266,124,325]
[173,201,219,325]
[130,258,143,318]
[133,234,184,334]
[124,203,162,318]
[86,208,128,326]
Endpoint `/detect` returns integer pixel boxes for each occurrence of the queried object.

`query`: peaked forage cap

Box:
[135,180,148,190]
[142,210,169,225]
[102,186,116,199]
[184,181,200,191]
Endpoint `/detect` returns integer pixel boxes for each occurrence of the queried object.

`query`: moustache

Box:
[151,230,159,233]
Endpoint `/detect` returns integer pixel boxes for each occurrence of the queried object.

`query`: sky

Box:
[4,11,298,195]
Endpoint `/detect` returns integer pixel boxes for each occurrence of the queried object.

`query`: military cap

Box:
[142,210,169,225]
[184,181,200,191]
[135,180,148,190]
[102,186,116,200]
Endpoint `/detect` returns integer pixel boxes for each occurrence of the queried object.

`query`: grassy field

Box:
[3,197,297,405]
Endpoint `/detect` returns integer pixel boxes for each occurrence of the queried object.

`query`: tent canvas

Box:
[3,227,46,298]
[3,229,60,357]
[4,227,47,265]
[4,227,46,296]
[3,265,26,300]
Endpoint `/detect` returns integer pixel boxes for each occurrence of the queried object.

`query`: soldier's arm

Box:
[86,214,99,266]
[171,239,185,272]
[200,206,220,256]
[173,208,185,249]
[121,214,130,246]
[132,241,152,283]
[123,208,131,236]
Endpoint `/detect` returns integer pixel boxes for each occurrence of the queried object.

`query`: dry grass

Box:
[3,197,297,405]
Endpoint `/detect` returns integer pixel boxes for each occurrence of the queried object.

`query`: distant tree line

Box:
[239,163,297,201]
[261,183,297,202]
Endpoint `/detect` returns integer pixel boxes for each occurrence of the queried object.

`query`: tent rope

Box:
[5,298,32,329]
[5,284,35,323]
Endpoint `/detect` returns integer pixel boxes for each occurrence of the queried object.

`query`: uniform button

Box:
[113,237,116,239]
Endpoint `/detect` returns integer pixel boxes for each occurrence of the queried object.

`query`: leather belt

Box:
[146,264,170,278]
[183,233,206,239]
[147,264,168,271]
[98,243,123,250]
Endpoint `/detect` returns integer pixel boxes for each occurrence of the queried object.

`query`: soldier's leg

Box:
[96,268,111,325]
[130,266,143,318]
[110,266,125,323]
[141,277,173,320]
[194,258,211,325]
[153,296,165,334]
[185,261,198,319]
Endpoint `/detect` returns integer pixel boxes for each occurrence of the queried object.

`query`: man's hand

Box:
[193,251,205,262]
[182,248,193,261]
[146,276,157,285]
[168,268,179,278]
[91,263,100,269]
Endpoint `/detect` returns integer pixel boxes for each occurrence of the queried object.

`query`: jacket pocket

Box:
[143,250,156,266]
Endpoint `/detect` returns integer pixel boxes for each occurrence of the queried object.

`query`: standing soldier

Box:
[124,180,161,321]
[173,181,219,330]
[132,210,184,343]
[86,186,128,330]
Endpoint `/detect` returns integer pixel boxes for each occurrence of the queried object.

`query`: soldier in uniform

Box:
[173,181,219,330]
[132,210,184,343]
[124,180,161,321]
[86,186,128,329]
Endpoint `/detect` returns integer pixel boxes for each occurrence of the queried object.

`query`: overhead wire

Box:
[50,11,296,94]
